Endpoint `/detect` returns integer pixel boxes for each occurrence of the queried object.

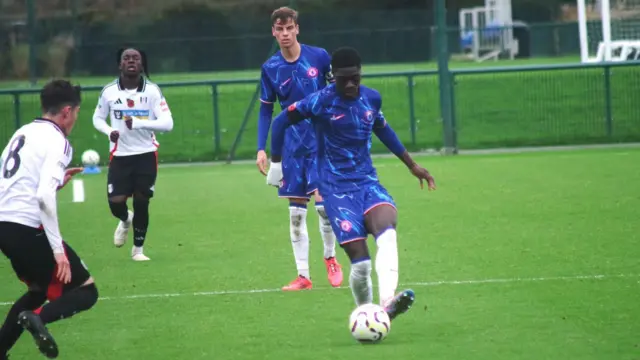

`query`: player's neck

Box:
[39,115,67,136]
[119,75,141,90]
[281,42,301,62]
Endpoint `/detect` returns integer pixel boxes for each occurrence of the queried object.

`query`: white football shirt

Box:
[0,119,72,229]
[93,77,173,157]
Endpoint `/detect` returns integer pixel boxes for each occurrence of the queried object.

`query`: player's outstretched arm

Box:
[373,123,436,190]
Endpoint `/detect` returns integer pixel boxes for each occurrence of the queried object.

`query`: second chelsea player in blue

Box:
[266,46,436,321]
[256,7,344,291]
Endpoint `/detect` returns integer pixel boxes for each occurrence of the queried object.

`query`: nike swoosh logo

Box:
[331,114,345,121]
[280,78,292,87]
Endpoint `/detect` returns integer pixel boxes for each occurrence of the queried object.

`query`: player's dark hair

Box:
[117,47,150,78]
[331,47,362,70]
[40,79,81,114]
[271,6,298,25]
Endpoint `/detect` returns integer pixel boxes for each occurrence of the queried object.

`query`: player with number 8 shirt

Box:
[0,80,99,359]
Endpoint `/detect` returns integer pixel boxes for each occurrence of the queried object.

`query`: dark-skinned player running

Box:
[92,47,174,261]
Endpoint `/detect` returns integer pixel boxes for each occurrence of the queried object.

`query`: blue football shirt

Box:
[259,44,332,156]
[288,84,388,194]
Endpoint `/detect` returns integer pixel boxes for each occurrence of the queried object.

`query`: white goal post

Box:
[578,0,640,62]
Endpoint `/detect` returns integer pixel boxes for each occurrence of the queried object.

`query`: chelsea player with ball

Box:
[267,47,436,321]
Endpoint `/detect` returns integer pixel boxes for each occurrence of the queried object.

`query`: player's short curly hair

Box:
[116,47,149,78]
[331,47,362,70]
[271,6,298,25]
[40,79,81,114]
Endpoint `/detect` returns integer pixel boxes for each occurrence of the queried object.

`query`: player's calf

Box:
[108,196,129,222]
[315,199,343,287]
[343,240,373,305]
[282,201,312,291]
[36,282,98,325]
[109,196,132,248]
[132,194,149,245]
[315,199,337,259]
[365,205,400,307]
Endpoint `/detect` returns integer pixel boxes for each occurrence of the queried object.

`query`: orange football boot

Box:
[282,275,313,291]
[324,257,344,287]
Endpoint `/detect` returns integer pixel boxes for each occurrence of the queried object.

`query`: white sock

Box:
[375,228,399,306]
[316,205,336,259]
[349,259,373,306]
[289,206,310,279]
[132,246,143,255]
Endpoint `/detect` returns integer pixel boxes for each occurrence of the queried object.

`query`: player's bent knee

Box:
[108,195,127,203]
[133,191,150,202]
[289,198,308,206]
[342,239,370,263]
[25,289,47,306]
[27,284,44,293]
[83,283,99,304]
[314,191,324,203]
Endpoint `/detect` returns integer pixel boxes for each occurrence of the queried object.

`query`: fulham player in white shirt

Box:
[92,47,174,261]
[0,80,99,359]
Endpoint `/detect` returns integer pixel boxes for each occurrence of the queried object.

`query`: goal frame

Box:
[578,0,640,62]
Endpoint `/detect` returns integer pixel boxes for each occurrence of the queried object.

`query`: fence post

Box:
[435,0,456,154]
[27,0,37,86]
[603,65,613,137]
[13,93,21,130]
[407,74,416,146]
[449,72,457,148]
[211,83,221,156]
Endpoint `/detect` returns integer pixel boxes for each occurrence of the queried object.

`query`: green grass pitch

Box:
[2,56,639,164]
[1,146,639,359]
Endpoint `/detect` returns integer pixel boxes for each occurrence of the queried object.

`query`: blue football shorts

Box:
[322,182,396,244]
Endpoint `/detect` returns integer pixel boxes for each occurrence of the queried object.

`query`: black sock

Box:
[133,197,150,247]
[38,284,98,325]
[0,291,46,355]
[109,201,129,222]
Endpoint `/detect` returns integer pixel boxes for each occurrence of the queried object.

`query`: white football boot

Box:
[131,246,150,261]
[114,210,133,248]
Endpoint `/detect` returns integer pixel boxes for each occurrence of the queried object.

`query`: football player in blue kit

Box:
[256,6,343,291]
[266,46,436,320]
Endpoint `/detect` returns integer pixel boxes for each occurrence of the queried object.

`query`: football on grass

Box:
[349,303,390,344]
